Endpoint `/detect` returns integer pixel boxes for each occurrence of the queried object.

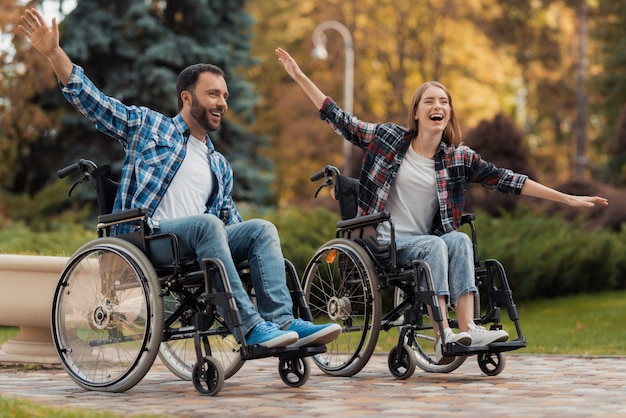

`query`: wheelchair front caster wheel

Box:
[477,351,506,376]
[278,357,311,387]
[192,356,225,396]
[388,344,416,380]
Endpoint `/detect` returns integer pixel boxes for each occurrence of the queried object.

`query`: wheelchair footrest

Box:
[241,344,326,361]
[485,337,527,352]
[443,337,527,358]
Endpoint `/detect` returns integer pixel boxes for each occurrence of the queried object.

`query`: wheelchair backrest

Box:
[335,174,360,220]
[334,174,397,266]
[92,163,119,216]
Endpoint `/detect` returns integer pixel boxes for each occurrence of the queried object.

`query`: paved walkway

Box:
[1,354,626,417]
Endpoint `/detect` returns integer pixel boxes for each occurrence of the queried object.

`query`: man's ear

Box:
[180,90,192,108]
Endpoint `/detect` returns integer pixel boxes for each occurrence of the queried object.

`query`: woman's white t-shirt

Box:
[377,145,439,241]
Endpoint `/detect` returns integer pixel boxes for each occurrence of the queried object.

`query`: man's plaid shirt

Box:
[61,65,243,235]
[319,97,528,235]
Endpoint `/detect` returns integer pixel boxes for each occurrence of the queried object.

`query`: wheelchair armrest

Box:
[97,208,147,224]
[460,213,475,225]
[336,212,391,230]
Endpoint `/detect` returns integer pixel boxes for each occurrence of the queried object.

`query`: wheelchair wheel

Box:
[192,356,224,396]
[303,238,381,377]
[51,237,164,392]
[159,292,244,381]
[387,344,416,380]
[393,287,466,373]
[477,351,506,376]
[278,357,311,388]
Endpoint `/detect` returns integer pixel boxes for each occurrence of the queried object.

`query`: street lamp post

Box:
[311,21,357,176]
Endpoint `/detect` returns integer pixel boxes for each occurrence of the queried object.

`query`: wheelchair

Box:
[302,165,526,379]
[51,159,324,396]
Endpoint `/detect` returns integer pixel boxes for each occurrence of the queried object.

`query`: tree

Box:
[10,0,273,206]
[0,0,60,195]
[589,0,626,185]
[464,113,536,215]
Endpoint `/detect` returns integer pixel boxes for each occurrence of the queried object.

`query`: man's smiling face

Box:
[189,71,229,133]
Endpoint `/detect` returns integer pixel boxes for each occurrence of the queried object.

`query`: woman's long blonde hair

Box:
[406,81,462,147]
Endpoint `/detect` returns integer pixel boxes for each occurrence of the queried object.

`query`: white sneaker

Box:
[435,327,472,365]
[467,322,509,346]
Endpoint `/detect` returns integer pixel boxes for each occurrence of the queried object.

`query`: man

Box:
[19,8,341,349]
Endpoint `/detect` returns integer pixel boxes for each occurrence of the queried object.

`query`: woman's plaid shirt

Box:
[61,65,243,235]
[319,97,528,235]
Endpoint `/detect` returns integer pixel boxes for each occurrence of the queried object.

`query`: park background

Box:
[1,0,626,353]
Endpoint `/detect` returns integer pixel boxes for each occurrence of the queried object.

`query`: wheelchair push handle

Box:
[57,162,81,179]
[310,165,340,182]
[310,165,341,198]
[58,159,100,197]
[57,159,99,179]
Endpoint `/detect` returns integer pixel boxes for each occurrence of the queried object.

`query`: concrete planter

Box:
[0,254,68,364]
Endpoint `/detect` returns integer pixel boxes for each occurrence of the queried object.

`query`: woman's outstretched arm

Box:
[521,179,608,207]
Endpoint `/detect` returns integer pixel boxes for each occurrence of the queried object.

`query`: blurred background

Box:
[1,0,625,303]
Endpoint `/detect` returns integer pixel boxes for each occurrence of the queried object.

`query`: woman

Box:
[275,47,608,364]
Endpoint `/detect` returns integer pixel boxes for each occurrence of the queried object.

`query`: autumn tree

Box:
[589,0,626,186]
[0,0,60,195]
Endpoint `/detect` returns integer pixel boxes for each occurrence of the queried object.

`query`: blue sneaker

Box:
[246,321,298,348]
[287,318,342,347]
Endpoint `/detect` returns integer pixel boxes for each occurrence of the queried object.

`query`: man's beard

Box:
[190,95,219,132]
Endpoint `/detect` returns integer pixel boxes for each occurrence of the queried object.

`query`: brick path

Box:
[1,354,626,417]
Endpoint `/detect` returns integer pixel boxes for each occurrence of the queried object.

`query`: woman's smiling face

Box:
[414,85,450,134]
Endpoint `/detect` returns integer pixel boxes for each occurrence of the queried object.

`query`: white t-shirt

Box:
[377,145,439,241]
[152,135,214,221]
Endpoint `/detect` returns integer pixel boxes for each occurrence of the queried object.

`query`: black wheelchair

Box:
[302,166,526,379]
[51,159,324,396]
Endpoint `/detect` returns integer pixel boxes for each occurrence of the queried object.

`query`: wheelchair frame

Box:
[51,159,324,396]
[302,165,526,379]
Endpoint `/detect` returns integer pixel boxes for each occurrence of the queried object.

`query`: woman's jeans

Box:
[394,231,476,306]
[151,214,293,335]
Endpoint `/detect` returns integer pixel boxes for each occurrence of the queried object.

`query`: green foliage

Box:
[0,169,96,255]
[0,222,93,256]
[471,206,626,301]
[1,178,94,231]
[247,205,626,302]
[3,200,626,303]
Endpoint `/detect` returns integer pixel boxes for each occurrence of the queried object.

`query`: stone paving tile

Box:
[1,354,626,417]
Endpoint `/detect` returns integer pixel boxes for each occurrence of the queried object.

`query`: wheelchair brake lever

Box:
[67,180,81,197]
[313,178,333,198]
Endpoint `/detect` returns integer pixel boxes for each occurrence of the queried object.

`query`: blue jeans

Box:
[394,231,476,305]
[152,214,293,335]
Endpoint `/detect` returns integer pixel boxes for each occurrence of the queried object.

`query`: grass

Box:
[0,397,161,418]
[0,290,624,417]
